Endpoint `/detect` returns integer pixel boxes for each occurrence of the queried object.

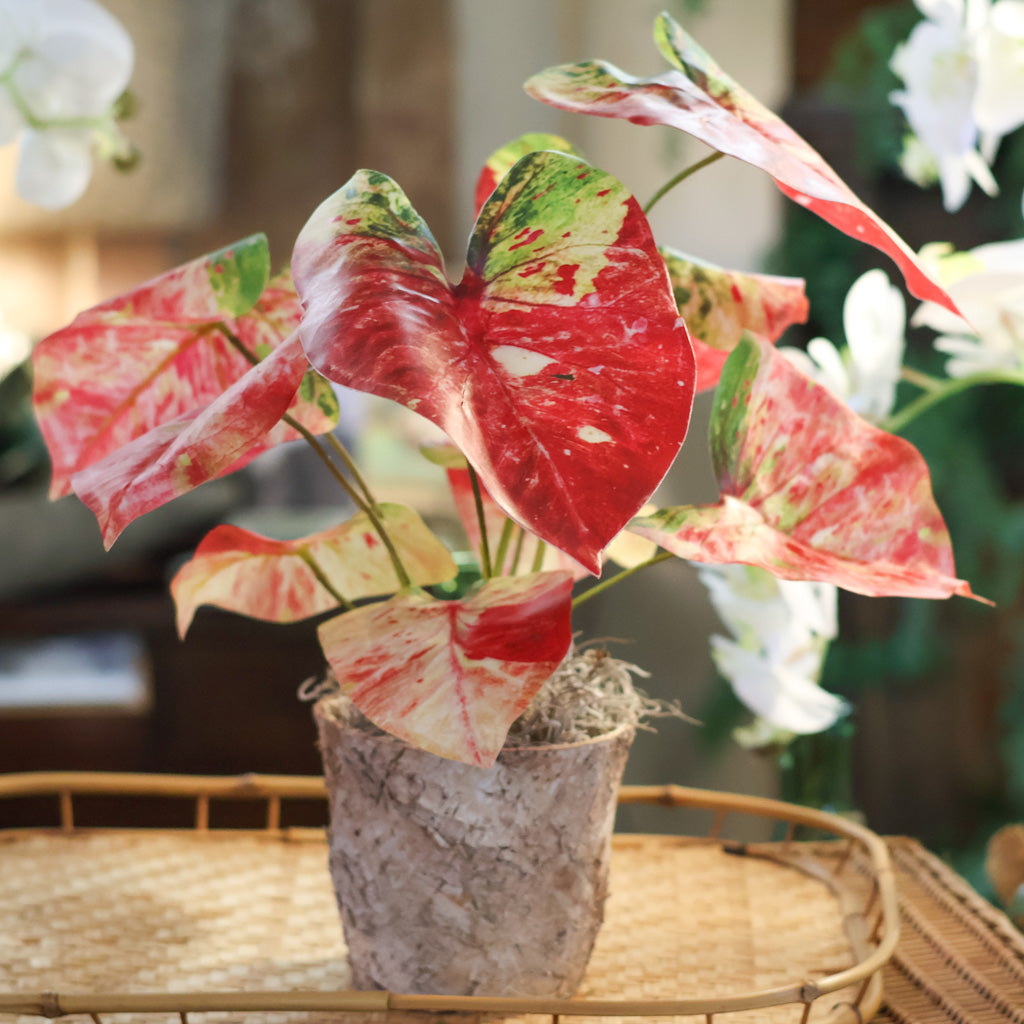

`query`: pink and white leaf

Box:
[170,503,458,636]
[524,13,961,316]
[72,334,313,547]
[630,334,982,601]
[32,236,335,499]
[317,571,574,766]
[661,246,809,391]
[293,153,695,576]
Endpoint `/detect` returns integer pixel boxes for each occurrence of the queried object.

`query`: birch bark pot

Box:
[314,694,635,997]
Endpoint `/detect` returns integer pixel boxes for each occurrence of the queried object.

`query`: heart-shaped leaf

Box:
[524,14,961,316]
[317,571,574,766]
[170,503,458,637]
[72,334,324,547]
[32,235,336,498]
[474,132,584,214]
[293,153,695,576]
[630,335,982,601]
[661,246,808,391]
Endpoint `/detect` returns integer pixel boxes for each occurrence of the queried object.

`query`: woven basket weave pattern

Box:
[0,774,909,1024]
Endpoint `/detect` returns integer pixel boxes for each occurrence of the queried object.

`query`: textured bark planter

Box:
[314,694,635,997]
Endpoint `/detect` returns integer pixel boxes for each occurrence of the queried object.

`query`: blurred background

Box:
[1,0,1022,893]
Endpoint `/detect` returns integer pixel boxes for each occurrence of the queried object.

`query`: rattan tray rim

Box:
[0,771,899,1022]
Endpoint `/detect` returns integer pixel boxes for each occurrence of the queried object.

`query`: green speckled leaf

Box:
[474,132,584,213]
[205,234,271,318]
[661,246,808,391]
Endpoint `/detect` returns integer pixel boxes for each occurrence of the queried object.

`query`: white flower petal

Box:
[0,2,42,73]
[777,579,838,641]
[0,91,23,146]
[937,150,978,211]
[16,126,93,209]
[913,238,1024,373]
[974,3,1024,135]
[15,0,133,120]
[804,337,851,399]
[710,638,848,734]
[842,270,906,421]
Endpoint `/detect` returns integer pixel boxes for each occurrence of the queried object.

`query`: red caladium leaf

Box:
[317,571,574,766]
[524,13,961,317]
[473,132,583,214]
[661,246,808,391]
[32,234,337,499]
[630,334,982,601]
[170,503,458,637]
[72,334,323,547]
[293,152,695,576]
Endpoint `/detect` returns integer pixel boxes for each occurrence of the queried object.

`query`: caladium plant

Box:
[32,12,984,768]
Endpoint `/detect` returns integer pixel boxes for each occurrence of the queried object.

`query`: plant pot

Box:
[313,694,635,997]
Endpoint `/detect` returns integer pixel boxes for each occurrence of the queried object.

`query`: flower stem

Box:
[571,550,675,610]
[643,151,725,215]
[466,465,493,578]
[883,367,1024,434]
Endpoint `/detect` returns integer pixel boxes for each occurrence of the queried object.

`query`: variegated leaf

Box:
[474,132,584,214]
[293,153,695,576]
[317,571,574,766]
[661,246,808,391]
[630,335,981,601]
[524,13,960,316]
[72,335,319,547]
[32,236,337,499]
[170,503,458,636]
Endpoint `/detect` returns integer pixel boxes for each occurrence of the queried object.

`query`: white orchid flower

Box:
[696,563,846,736]
[781,270,907,424]
[914,239,1024,375]
[0,0,134,209]
[889,0,1005,210]
[975,2,1024,135]
[709,638,849,735]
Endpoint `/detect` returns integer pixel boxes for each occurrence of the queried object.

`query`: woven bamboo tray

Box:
[0,772,899,1024]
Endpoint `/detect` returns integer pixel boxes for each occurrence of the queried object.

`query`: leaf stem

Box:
[298,550,354,611]
[509,527,527,575]
[530,539,547,574]
[571,550,675,609]
[643,151,725,215]
[883,367,1024,434]
[323,431,376,508]
[492,518,516,576]
[466,465,493,578]
[215,323,413,590]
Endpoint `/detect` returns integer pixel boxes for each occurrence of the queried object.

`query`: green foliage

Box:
[206,233,270,318]
[0,363,46,489]
[820,3,918,177]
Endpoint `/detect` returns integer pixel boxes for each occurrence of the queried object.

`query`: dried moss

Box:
[301,641,690,749]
